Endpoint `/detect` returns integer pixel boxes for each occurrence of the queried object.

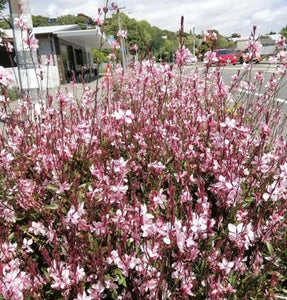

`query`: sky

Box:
[6,0,287,37]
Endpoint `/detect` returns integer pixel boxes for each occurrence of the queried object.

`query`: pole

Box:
[192,26,195,56]
[116,7,126,71]
[9,0,40,101]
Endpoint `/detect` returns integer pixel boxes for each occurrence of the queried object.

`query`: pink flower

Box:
[148,161,166,174]
[260,122,272,135]
[94,16,104,27]
[246,39,262,57]
[228,223,244,242]
[65,202,86,226]
[175,45,191,66]
[130,44,138,51]
[4,39,13,53]
[14,14,28,30]
[87,282,105,298]
[204,51,218,65]
[112,108,134,124]
[181,281,194,296]
[204,30,217,42]
[56,182,71,194]
[108,53,117,60]
[112,41,120,50]
[0,201,15,223]
[228,223,254,249]
[151,189,166,209]
[22,238,33,253]
[76,291,93,300]
[29,221,47,236]
[48,260,71,290]
[0,66,15,87]
[44,55,54,66]
[23,34,39,50]
[117,29,127,39]
[276,35,286,49]
[218,257,234,274]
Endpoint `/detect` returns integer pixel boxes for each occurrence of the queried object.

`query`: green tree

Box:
[280,25,287,38]
[32,15,50,27]
[214,30,235,49]
[231,33,241,38]
[0,0,7,11]
[56,14,92,30]
[104,12,151,57]
[92,48,109,63]
[0,15,11,29]
[0,0,10,29]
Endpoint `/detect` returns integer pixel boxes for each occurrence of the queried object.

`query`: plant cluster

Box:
[0,9,287,300]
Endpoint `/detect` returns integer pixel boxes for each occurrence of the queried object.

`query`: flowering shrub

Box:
[1,10,287,300]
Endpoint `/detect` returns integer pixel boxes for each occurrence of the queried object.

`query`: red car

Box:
[214,49,237,66]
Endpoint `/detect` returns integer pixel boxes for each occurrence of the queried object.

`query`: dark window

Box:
[217,50,233,55]
[0,46,17,67]
[75,49,83,66]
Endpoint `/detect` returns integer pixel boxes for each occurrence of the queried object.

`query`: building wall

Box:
[7,65,60,90]
[2,32,95,88]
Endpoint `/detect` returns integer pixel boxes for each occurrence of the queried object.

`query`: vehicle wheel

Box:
[240,57,243,64]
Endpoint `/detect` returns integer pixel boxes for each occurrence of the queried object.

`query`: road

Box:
[185,62,287,103]
[184,62,287,136]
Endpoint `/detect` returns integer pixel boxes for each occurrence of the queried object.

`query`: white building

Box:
[0,24,111,89]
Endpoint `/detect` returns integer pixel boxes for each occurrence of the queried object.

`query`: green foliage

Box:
[0,86,20,101]
[55,14,95,30]
[104,12,178,61]
[32,15,50,27]
[0,16,11,29]
[7,86,20,101]
[281,25,287,38]
[0,0,7,11]
[213,29,235,49]
[197,29,235,59]
[92,48,109,63]
[0,0,10,30]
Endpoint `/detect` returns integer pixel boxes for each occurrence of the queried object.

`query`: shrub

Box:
[0,21,287,300]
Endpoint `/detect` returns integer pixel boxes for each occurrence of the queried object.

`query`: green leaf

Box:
[46,185,57,191]
[46,203,59,210]
[118,275,127,288]
[266,241,274,257]
[245,197,254,203]
[8,232,14,240]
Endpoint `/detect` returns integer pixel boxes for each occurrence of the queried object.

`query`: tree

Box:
[32,15,50,27]
[231,33,241,38]
[0,0,7,11]
[0,0,10,29]
[56,14,93,30]
[92,48,109,64]
[280,25,287,38]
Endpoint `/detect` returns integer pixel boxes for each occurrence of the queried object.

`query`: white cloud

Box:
[18,0,287,36]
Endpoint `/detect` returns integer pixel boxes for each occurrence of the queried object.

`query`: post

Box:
[9,0,40,101]
[116,7,126,71]
[192,26,195,56]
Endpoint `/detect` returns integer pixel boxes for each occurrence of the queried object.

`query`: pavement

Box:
[42,74,105,98]
[0,74,106,130]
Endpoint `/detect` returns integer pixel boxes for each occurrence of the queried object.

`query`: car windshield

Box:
[216,50,233,55]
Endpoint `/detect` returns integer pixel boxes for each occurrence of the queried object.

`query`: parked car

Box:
[214,49,237,66]
[235,49,261,64]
